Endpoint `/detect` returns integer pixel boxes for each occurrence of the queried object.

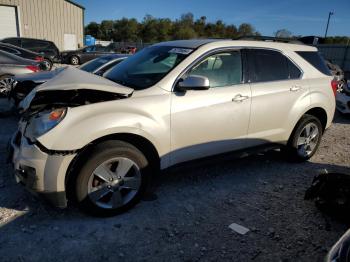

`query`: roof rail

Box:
[236,35,304,44]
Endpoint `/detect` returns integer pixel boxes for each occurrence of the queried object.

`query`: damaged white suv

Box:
[10,39,336,215]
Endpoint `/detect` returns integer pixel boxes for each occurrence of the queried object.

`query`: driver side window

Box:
[188,51,242,88]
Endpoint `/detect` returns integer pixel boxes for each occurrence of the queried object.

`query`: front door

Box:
[170,50,251,165]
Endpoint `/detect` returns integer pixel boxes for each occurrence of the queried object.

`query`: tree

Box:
[275,29,292,38]
[100,20,113,40]
[156,18,173,41]
[85,22,101,38]
[139,15,159,42]
[84,14,263,43]
[238,23,256,37]
[173,12,197,39]
[194,16,207,37]
[224,25,238,38]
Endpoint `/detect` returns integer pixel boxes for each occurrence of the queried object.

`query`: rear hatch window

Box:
[296,51,332,76]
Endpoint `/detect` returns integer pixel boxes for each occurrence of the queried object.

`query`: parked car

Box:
[79,54,130,75]
[1,37,60,70]
[9,39,336,216]
[9,54,129,104]
[0,50,42,97]
[336,81,350,114]
[106,43,138,54]
[60,45,114,65]
[0,43,49,70]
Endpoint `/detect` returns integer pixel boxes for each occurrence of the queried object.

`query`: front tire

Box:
[285,114,323,162]
[74,140,150,216]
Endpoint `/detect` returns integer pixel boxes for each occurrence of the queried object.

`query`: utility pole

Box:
[324,11,334,39]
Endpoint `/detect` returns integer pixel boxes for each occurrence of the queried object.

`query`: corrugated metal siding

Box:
[0,0,83,50]
[317,44,350,72]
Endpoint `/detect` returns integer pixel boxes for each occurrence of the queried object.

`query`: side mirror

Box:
[176,75,210,92]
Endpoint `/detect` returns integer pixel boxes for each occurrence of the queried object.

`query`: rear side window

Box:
[0,50,19,64]
[296,51,331,76]
[2,38,21,46]
[22,39,46,49]
[247,49,302,82]
[287,59,302,79]
[248,49,288,82]
[0,46,20,55]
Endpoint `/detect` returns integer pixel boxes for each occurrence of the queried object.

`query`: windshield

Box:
[79,56,115,72]
[104,45,193,90]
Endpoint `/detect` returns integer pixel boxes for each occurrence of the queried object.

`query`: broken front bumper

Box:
[8,131,77,208]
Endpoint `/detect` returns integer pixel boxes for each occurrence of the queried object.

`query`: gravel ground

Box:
[0,100,349,262]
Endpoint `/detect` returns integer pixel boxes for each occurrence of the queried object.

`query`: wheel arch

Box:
[303,107,328,131]
[70,54,80,64]
[65,132,160,195]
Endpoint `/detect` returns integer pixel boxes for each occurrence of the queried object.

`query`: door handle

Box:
[232,94,249,102]
[290,85,302,92]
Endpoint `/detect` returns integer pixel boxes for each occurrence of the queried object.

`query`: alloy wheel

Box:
[71,57,79,65]
[42,60,52,70]
[87,157,142,209]
[297,122,320,157]
[0,78,16,96]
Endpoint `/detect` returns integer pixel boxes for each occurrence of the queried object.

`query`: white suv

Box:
[10,39,336,215]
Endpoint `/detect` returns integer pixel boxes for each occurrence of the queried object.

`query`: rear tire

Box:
[70,56,80,65]
[74,140,150,216]
[284,114,323,162]
[42,59,53,71]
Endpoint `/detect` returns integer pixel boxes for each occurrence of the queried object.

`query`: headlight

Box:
[25,108,67,141]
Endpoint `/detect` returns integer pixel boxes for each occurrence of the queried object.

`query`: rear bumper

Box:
[8,131,76,208]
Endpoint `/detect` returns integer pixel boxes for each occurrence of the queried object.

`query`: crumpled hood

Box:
[35,66,133,94]
[14,67,67,83]
[20,66,133,111]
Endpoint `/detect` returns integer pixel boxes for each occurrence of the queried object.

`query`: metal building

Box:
[0,0,84,50]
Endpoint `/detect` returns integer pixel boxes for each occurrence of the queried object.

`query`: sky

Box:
[75,0,350,37]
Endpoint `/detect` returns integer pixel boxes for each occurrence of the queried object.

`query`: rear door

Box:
[246,48,308,144]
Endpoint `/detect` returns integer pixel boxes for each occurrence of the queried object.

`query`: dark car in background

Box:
[60,44,114,65]
[1,37,60,70]
[7,54,129,104]
[106,42,138,54]
[0,43,49,70]
[79,54,129,75]
[0,50,42,97]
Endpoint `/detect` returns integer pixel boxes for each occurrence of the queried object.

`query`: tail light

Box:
[331,79,339,96]
[35,56,44,62]
[26,65,40,72]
